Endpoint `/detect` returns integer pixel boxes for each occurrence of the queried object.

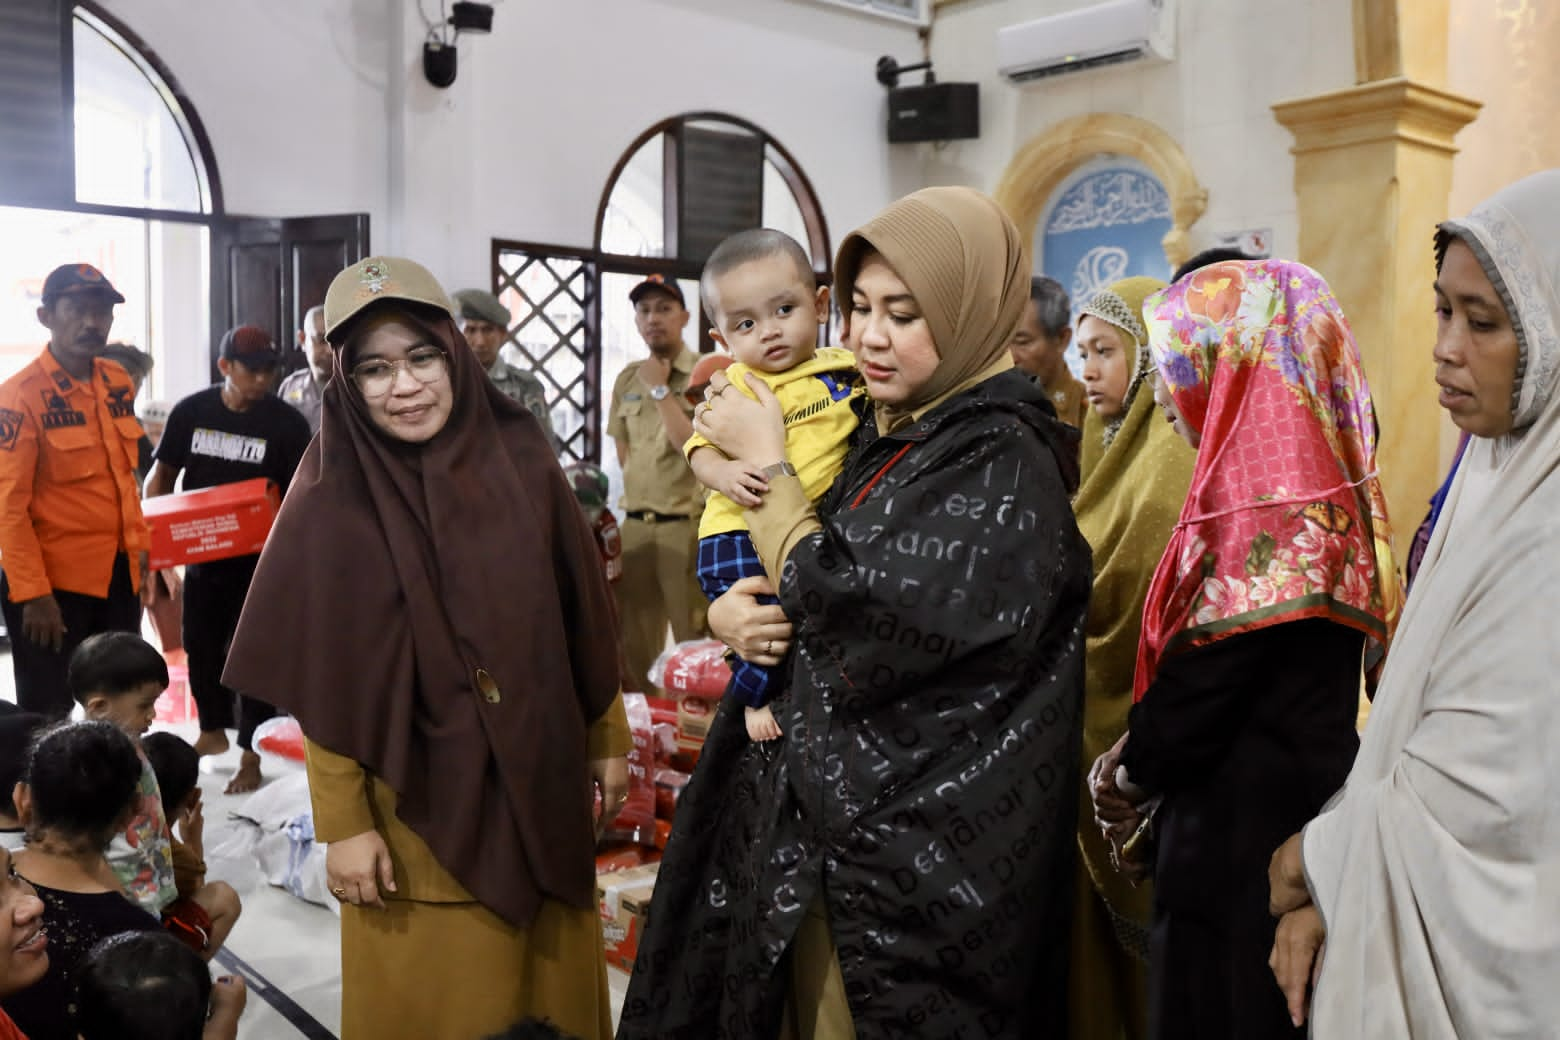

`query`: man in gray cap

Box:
[451,289,556,445]
[277,305,329,434]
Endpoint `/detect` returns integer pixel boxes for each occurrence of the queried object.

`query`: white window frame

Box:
[796,0,931,28]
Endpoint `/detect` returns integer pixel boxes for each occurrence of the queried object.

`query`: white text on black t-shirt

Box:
[189,427,268,464]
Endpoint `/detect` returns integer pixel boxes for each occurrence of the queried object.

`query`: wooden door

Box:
[209,213,368,380]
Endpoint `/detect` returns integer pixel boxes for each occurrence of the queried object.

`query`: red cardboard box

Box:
[143,479,281,569]
[676,696,717,750]
[153,650,197,725]
[654,767,690,821]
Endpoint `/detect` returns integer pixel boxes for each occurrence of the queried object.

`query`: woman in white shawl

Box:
[1267,168,1560,1035]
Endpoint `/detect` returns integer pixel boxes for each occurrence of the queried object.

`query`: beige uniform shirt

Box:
[607,347,701,516]
[1045,370,1090,429]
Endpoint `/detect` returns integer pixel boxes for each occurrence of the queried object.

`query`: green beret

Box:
[451,289,510,328]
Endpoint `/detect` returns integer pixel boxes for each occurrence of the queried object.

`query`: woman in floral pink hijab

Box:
[1092,260,1398,1039]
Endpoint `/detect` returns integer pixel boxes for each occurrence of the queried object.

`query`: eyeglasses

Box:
[351,347,448,398]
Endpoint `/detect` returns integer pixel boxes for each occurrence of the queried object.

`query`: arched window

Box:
[492,112,829,490]
[0,2,221,395]
[72,8,215,214]
[596,116,828,269]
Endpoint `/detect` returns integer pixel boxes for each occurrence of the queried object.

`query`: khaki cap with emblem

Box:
[323,256,454,344]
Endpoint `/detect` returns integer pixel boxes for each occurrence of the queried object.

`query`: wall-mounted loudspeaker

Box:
[887,82,979,143]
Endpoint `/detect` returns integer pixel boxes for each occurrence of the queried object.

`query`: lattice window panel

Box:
[495,248,600,464]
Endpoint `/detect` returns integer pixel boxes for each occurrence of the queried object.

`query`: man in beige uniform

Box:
[1009,275,1087,428]
[607,275,705,692]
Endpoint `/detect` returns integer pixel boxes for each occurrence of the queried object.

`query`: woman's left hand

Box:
[1089,734,1139,825]
[1268,831,1311,916]
[591,755,629,839]
[694,370,787,465]
[1269,904,1326,1028]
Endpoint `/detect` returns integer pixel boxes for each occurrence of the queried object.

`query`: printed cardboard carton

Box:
[143,478,281,569]
[597,862,659,972]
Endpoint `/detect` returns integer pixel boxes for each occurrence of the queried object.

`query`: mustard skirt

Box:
[339,895,612,1040]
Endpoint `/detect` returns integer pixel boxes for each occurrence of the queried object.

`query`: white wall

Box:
[916,0,1357,267]
[390,0,923,290]
[94,0,922,391]
[94,0,397,226]
[92,0,397,400]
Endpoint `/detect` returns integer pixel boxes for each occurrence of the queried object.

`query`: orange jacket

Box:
[0,348,149,602]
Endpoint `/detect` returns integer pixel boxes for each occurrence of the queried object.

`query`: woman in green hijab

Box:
[1068,276,1194,1039]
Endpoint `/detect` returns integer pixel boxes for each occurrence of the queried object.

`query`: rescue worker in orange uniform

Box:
[0,264,150,717]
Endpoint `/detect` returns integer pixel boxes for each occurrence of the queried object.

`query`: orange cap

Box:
[688,353,735,390]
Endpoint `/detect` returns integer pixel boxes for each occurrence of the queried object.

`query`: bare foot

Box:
[194,730,230,757]
[224,751,263,795]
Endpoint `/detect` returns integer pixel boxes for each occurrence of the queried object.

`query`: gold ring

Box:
[332,886,346,897]
[765,639,773,655]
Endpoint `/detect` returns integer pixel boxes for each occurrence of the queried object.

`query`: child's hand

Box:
[203,974,246,1039]
[744,705,783,742]
[711,458,769,508]
[180,797,206,855]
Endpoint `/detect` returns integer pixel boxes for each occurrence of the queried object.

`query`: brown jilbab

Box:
[222,302,621,929]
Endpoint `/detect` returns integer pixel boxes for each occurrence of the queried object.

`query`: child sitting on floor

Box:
[140,732,238,954]
[684,228,862,742]
[0,714,47,852]
[69,633,241,958]
[3,720,160,1040]
[74,930,246,1040]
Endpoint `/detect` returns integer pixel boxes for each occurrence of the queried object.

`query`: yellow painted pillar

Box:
[1271,0,1478,527]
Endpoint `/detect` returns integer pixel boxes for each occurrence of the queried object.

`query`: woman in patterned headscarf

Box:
[1091,260,1399,1039]
[1067,276,1194,1040]
[1269,169,1560,1035]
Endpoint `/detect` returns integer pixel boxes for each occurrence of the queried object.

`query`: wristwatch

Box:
[649,384,670,401]
[762,461,797,479]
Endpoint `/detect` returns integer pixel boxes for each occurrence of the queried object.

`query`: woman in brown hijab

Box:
[223,257,629,1040]
[620,188,1090,1038]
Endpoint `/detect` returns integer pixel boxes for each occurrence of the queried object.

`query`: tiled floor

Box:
[0,654,631,1039]
[188,736,342,1040]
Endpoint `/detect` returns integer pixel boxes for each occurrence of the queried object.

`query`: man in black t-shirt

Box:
[144,326,310,794]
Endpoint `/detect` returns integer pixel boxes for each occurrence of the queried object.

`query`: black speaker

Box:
[887,82,979,143]
[450,2,494,32]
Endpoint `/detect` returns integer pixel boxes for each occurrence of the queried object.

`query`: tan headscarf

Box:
[833,186,1028,433]
[1076,275,1168,453]
[1070,295,1194,969]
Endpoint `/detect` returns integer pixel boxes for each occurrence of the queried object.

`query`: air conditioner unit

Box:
[998,0,1174,83]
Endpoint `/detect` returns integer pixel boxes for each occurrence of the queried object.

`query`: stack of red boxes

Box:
[595,639,729,972]
[152,649,197,725]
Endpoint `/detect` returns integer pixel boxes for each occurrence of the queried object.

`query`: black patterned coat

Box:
[619,371,1090,1039]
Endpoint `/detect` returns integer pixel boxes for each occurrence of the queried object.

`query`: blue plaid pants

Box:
[696,531,777,708]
